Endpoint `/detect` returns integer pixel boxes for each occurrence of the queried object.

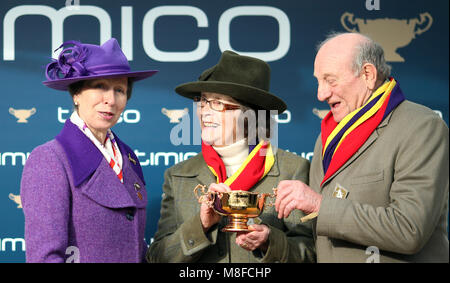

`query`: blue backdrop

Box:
[1,0,448,262]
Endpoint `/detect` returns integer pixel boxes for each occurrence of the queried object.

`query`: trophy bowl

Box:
[194,184,276,232]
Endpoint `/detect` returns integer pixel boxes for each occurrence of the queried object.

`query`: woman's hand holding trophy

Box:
[194,183,276,251]
[197,183,231,233]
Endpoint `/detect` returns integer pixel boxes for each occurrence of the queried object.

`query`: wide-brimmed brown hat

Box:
[175,50,286,113]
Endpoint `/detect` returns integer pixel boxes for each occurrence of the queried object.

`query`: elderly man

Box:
[275,32,449,262]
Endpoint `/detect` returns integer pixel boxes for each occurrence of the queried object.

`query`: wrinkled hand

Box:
[275,180,322,219]
[236,224,270,252]
[200,183,231,232]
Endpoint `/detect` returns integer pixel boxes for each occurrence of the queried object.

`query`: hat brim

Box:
[43,70,158,91]
[175,81,287,114]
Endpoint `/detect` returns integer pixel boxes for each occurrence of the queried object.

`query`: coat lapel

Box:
[171,153,216,186]
[56,119,145,209]
[121,151,147,209]
[266,151,280,177]
[80,159,137,208]
[56,120,103,187]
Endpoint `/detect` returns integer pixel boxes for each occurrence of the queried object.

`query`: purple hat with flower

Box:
[43,38,158,91]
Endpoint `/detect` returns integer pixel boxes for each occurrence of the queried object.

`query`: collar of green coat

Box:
[171,152,280,177]
[378,107,394,129]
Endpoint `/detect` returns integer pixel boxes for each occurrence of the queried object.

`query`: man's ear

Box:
[361,63,378,90]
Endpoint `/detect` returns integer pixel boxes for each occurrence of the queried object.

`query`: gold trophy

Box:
[194,184,277,232]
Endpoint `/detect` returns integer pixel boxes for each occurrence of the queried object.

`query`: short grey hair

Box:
[316,32,391,81]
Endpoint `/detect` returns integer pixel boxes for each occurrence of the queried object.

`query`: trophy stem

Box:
[222,215,251,232]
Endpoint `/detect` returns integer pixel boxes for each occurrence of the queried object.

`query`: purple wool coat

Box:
[20,120,148,263]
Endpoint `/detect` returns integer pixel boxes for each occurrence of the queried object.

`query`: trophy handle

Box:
[193,184,207,201]
[259,188,278,207]
[415,12,433,35]
[341,12,358,32]
[193,184,215,208]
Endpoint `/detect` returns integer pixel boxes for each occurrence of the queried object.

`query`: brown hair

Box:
[68,78,134,108]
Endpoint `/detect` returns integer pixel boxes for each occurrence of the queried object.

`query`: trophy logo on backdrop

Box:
[341,12,433,62]
[9,107,36,123]
[9,194,22,209]
[162,108,189,123]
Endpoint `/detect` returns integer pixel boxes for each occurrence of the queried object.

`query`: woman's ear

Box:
[73,92,81,108]
[73,95,79,106]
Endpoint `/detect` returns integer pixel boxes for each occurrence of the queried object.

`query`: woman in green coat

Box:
[147,51,315,263]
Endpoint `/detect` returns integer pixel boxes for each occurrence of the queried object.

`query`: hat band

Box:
[87,64,131,74]
[46,60,131,81]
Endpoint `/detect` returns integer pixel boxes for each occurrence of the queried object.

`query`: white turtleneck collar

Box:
[213,138,249,177]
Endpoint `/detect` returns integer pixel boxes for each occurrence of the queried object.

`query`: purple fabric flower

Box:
[45,41,90,81]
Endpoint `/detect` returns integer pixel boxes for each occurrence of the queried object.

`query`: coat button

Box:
[126,213,134,221]
[188,239,195,246]
[218,248,224,256]
[134,183,141,191]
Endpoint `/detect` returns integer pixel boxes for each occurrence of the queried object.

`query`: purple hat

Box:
[43,38,158,91]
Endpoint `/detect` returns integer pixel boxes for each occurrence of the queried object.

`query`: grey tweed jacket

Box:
[147,148,316,263]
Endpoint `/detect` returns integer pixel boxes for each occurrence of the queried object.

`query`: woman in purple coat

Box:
[20,38,158,262]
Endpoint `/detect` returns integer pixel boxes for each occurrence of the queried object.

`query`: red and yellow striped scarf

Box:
[321,77,405,185]
[202,140,274,191]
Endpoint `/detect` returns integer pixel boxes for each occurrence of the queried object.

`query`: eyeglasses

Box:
[194,96,241,112]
